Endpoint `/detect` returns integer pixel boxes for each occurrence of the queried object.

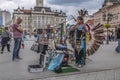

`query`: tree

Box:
[104,23,111,44]
[104,24,111,29]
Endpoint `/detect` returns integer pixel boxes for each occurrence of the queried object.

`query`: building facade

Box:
[93,0,120,31]
[0,16,2,26]
[84,15,94,23]
[0,10,11,26]
[13,0,66,32]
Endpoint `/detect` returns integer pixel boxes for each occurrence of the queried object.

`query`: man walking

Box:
[115,28,120,53]
[12,17,23,61]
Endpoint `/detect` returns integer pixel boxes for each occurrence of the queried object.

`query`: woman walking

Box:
[1,27,11,54]
[115,28,120,53]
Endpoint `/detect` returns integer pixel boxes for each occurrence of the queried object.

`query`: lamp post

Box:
[105,13,113,44]
[115,27,117,41]
[60,23,64,44]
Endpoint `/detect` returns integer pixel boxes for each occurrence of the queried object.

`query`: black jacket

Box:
[117,28,120,39]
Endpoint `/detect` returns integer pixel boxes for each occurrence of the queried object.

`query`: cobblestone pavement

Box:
[37,68,120,80]
[35,41,120,80]
[0,38,120,80]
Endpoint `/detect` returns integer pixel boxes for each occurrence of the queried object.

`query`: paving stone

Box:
[115,69,120,80]
[95,71,106,80]
[86,72,96,80]
[104,70,115,80]
[0,39,120,80]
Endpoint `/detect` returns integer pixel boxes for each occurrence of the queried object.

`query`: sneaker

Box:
[14,59,19,62]
[74,64,78,66]
[12,58,14,61]
[78,65,83,68]
[78,65,82,68]
[115,50,120,54]
[17,57,22,60]
[8,50,11,52]
[12,59,19,62]
[1,51,3,54]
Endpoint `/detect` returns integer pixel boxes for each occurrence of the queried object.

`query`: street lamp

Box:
[115,27,117,41]
[105,13,113,44]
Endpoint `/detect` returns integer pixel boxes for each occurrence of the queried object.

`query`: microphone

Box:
[71,15,76,21]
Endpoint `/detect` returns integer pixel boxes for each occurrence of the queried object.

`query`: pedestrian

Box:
[111,33,114,41]
[115,28,120,53]
[108,34,111,41]
[71,16,87,67]
[12,17,23,61]
[1,27,11,54]
[37,29,48,66]
[34,32,38,39]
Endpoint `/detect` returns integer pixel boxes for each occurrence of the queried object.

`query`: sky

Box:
[0,0,104,19]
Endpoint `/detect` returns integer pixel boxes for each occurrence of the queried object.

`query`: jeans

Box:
[75,39,86,65]
[13,38,22,60]
[116,39,120,53]
[75,49,84,65]
[1,44,10,52]
[1,37,10,52]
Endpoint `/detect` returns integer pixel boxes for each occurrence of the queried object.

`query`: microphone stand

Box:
[57,18,75,44]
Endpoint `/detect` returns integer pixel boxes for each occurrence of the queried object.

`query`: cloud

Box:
[17,0,35,9]
[0,0,104,20]
[47,0,92,6]
[0,1,18,12]
[46,0,104,19]
[0,0,35,12]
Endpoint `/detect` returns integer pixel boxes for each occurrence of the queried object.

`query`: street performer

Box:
[71,16,87,67]
[37,29,48,66]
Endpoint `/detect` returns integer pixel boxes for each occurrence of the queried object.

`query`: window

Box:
[34,21,36,26]
[39,0,41,3]
[42,16,44,20]
[102,14,106,21]
[25,23,26,27]
[25,17,26,20]
[46,21,48,24]
[28,17,30,20]
[41,9,45,13]
[38,16,41,20]
[38,21,40,26]
[34,16,37,20]
[115,16,118,20]
[61,19,63,22]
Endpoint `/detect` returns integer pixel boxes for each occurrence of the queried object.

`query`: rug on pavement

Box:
[54,65,80,73]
